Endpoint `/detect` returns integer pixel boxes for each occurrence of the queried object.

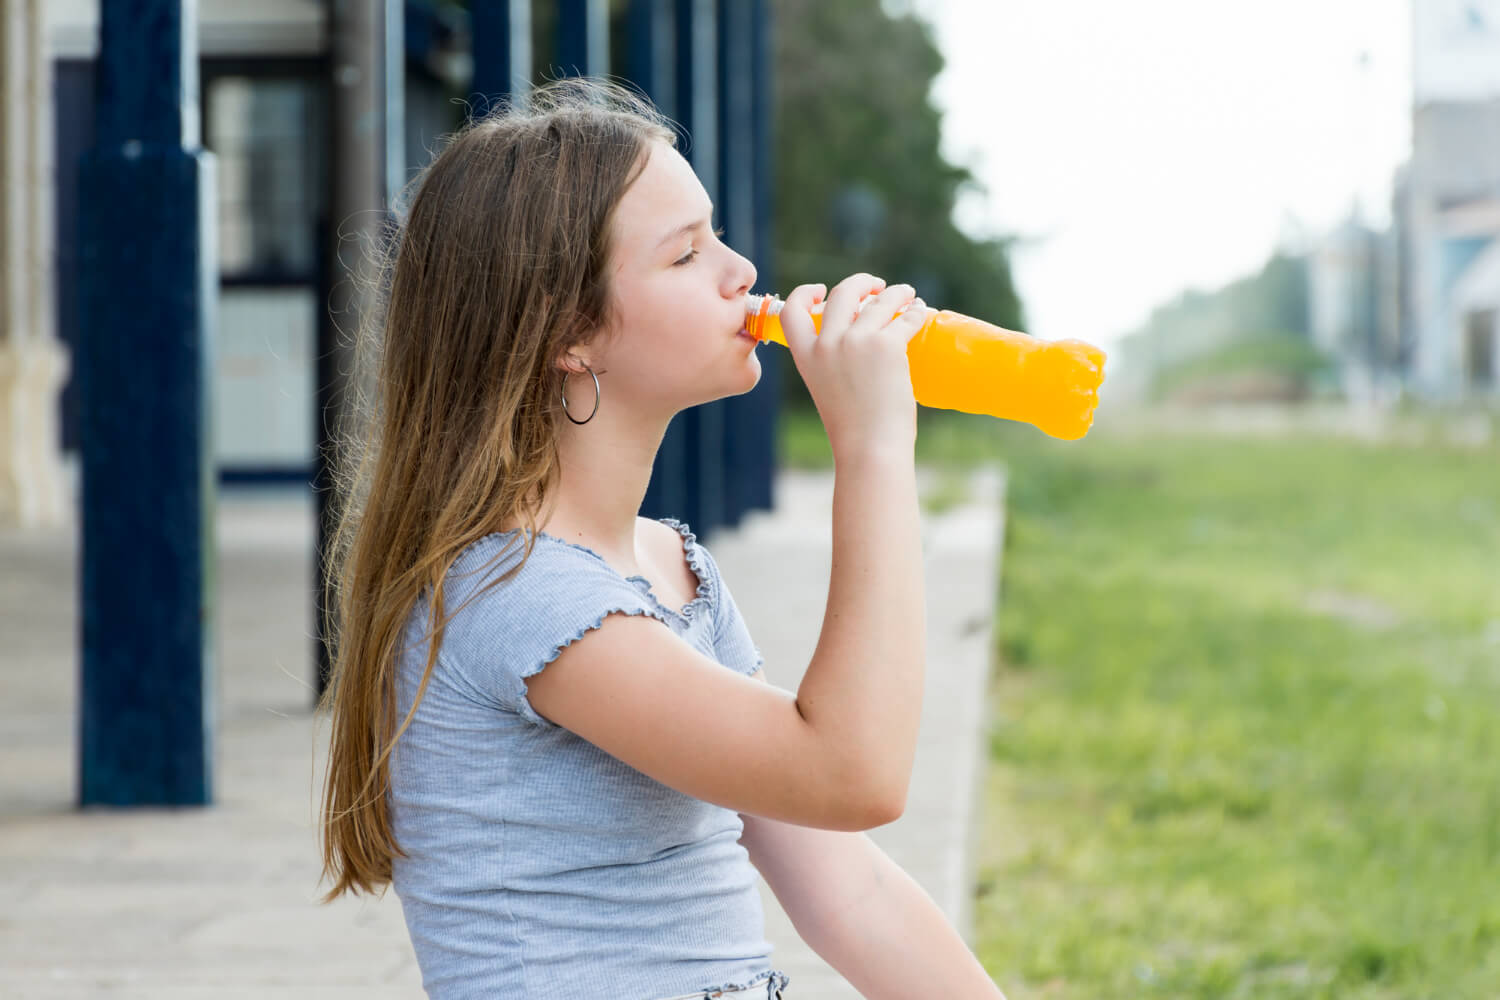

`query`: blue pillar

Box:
[673,0,724,536]
[630,0,691,525]
[716,0,754,270]
[472,0,532,113]
[77,0,216,806]
[558,0,609,77]
[628,0,676,120]
[675,0,717,204]
[745,0,778,513]
[716,0,768,528]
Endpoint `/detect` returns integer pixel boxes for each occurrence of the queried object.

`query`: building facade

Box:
[1397,0,1500,398]
[49,0,469,477]
[0,0,67,527]
[15,0,779,538]
[1306,210,1401,402]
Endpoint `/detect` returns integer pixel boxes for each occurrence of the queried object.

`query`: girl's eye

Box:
[673,227,726,266]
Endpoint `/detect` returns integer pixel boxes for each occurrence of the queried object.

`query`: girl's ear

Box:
[556,308,615,373]
[557,352,592,376]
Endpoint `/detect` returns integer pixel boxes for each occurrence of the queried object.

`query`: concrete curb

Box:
[706,463,1006,996]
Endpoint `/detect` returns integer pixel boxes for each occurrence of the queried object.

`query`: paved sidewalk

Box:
[0,464,1005,999]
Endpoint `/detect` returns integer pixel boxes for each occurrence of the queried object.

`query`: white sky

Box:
[907,0,1413,350]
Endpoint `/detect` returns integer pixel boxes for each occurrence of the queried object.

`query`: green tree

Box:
[1117,251,1329,401]
[443,0,1027,408]
[771,0,1026,408]
[1119,252,1311,368]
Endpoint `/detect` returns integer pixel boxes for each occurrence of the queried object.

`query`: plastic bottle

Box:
[745,294,1108,441]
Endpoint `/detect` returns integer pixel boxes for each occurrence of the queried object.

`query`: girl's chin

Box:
[732,353,762,391]
[702,353,762,405]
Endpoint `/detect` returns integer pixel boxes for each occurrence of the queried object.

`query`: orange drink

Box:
[745,295,1107,441]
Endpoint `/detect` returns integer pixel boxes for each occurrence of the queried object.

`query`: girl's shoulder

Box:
[446,527,607,593]
[423,529,642,659]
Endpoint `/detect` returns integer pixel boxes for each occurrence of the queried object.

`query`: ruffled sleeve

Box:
[437,536,675,729]
[691,542,766,677]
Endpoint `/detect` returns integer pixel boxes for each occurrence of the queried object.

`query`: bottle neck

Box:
[744,294,776,343]
[745,293,824,343]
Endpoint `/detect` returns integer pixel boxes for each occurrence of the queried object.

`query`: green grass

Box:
[782,405,1500,999]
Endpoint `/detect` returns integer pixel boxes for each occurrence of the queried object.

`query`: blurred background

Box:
[2,0,1497,997]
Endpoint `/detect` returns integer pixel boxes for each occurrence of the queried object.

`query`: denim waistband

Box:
[643,969,790,1000]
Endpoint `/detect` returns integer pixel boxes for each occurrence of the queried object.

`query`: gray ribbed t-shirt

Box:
[388,517,787,1000]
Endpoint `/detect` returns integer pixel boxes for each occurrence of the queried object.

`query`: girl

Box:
[318,78,1007,1000]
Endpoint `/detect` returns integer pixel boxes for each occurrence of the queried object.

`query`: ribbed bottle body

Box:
[746,298,1106,441]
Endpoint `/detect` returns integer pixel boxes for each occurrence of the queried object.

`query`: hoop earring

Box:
[560,366,604,425]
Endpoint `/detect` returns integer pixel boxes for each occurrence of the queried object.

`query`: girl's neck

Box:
[544,393,676,560]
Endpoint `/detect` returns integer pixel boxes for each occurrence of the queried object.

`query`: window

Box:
[206,74,327,282]
[1465,308,1496,388]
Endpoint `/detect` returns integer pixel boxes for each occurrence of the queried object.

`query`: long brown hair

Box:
[316,78,676,901]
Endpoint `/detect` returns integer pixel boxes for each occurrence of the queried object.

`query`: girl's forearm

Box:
[797,447,926,819]
[807,835,1008,1000]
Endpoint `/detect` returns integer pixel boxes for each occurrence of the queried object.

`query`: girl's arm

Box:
[738,809,1008,1000]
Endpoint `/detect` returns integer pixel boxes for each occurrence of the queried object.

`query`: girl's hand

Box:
[779,274,930,459]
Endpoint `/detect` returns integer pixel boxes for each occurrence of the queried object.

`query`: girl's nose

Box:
[726,250,757,298]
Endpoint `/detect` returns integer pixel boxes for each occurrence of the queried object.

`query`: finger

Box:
[822,273,886,337]
[896,298,931,344]
[848,283,917,336]
[780,283,826,355]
